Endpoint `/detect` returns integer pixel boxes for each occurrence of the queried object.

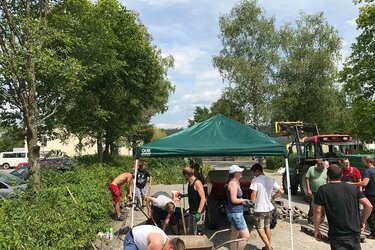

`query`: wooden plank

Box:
[301,223,368,243]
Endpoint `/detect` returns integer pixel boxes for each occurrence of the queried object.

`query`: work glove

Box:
[195,212,201,222]
[243,199,253,207]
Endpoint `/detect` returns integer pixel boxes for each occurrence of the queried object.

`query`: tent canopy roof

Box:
[136,115,287,158]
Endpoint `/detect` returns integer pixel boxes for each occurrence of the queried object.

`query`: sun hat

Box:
[229,165,244,174]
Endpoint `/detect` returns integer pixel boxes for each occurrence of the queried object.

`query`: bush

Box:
[0,164,123,249]
[265,156,284,170]
[0,157,192,249]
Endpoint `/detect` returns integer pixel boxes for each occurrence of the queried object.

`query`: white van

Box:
[0,151,28,169]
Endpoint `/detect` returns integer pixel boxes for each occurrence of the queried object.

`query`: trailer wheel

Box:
[282,172,298,195]
[206,195,219,229]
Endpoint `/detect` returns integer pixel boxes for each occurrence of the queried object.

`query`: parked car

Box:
[10,161,71,180]
[0,172,27,198]
[16,162,29,169]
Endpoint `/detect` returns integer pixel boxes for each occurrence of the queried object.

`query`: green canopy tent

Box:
[136,115,287,158]
[132,115,295,249]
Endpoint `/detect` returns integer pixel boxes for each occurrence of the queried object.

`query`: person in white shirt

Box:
[124,225,185,250]
[145,191,181,234]
[250,164,284,250]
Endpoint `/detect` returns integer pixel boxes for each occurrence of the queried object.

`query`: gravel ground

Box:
[104,161,374,250]
[3,162,372,249]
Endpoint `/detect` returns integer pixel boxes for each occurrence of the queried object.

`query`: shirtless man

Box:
[109,172,133,220]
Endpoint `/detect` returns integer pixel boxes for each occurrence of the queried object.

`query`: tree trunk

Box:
[25,95,40,193]
[103,137,110,159]
[97,133,103,163]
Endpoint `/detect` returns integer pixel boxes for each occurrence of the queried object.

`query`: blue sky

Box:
[123,0,361,129]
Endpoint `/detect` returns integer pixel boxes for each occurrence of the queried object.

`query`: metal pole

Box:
[131,159,139,228]
[285,157,294,250]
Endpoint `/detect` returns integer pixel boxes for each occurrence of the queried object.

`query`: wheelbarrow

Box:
[169,228,244,250]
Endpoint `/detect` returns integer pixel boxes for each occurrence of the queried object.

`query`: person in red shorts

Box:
[341,158,362,191]
[109,172,133,220]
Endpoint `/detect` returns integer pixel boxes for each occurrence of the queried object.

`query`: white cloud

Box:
[154,120,188,129]
[181,70,223,104]
[136,0,190,7]
[345,18,357,27]
[164,46,206,74]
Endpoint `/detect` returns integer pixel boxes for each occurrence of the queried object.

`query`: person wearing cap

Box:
[226,164,251,250]
[180,166,206,235]
[124,224,185,250]
[250,163,283,250]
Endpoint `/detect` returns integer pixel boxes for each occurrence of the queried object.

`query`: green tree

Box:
[273,12,344,133]
[188,107,211,127]
[0,127,25,152]
[211,96,246,123]
[151,127,167,141]
[213,0,279,129]
[188,96,247,126]
[0,0,83,190]
[49,0,174,160]
[340,0,375,141]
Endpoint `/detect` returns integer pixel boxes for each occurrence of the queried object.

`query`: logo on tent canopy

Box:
[141,148,151,156]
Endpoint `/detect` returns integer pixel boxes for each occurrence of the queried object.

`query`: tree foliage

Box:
[340,0,375,141]
[46,0,174,160]
[188,96,246,126]
[213,0,279,129]
[0,0,84,190]
[273,12,344,133]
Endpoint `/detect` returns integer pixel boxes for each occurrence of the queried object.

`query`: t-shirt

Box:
[151,191,174,208]
[132,225,168,250]
[250,175,281,213]
[306,165,327,192]
[314,182,365,237]
[364,168,375,196]
[342,166,361,183]
[131,169,151,189]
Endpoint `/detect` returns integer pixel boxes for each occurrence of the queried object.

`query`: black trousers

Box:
[330,235,361,250]
[366,195,375,234]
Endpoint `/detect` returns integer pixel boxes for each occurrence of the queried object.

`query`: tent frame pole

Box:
[131,159,139,228]
[285,157,294,250]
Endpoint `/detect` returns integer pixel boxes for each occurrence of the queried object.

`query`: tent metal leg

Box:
[131,159,139,228]
[285,157,294,250]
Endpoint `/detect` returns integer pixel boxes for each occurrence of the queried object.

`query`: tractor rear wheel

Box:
[282,172,298,195]
[205,195,219,230]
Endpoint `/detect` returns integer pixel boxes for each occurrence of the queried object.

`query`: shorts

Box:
[124,229,137,250]
[109,183,121,203]
[254,212,272,230]
[135,186,146,199]
[227,211,247,231]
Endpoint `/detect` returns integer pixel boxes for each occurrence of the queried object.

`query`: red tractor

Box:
[276,122,362,201]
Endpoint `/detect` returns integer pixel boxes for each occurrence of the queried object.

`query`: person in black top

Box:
[180,166,206,235]
[314,164,373,250]
[131,162,152,208]
[349,156,375,238]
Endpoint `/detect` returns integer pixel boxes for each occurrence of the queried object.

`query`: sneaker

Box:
[134,206,139,211]
[117,214,125,221]
[367,234,375,239]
